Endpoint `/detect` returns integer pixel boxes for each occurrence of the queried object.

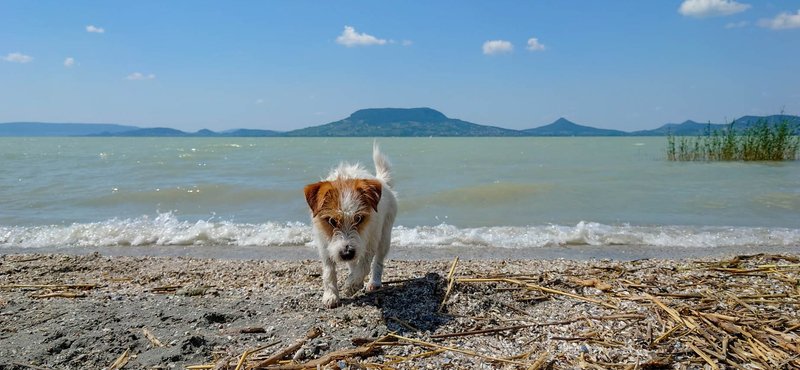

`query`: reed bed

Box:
[667,116,800,161]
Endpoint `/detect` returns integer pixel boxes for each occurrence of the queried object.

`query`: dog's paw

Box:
[342,282,364,297]
[322,292,340,308]
[367,282,381,291]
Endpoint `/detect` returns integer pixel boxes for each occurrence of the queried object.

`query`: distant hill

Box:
[733,114,798,128]
[523,118,629,136]
[0,122,139,137]
[284,108,526,137]
[89,128,282,137]
[632,115,799,136]
[222,129,282,137]
[631,120,715,136]
[89,128,196,137]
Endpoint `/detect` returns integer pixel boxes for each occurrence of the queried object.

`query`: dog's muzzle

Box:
[340,245,356,261]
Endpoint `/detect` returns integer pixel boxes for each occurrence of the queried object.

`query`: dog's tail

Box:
[372,141,393,188]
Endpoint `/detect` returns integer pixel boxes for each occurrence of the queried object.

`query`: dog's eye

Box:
[354,215,363,225]
[327,218,338,228]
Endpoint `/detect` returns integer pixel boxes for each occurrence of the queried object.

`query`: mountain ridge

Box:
[1,109,796,137]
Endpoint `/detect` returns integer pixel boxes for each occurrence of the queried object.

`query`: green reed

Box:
[666,117,799,161]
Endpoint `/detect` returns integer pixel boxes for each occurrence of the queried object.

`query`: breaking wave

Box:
[1,213,799,250]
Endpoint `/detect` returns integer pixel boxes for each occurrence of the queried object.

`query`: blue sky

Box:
[1,0,799,132]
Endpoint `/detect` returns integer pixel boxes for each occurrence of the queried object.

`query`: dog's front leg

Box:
[342,255,371,297]
[321,257,340,308]
[368,223,392,290]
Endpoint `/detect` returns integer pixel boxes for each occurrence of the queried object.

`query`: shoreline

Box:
[2,243,800,261]
[1,252,799,369]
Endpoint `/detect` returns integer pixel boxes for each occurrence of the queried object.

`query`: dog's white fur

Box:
[305,144,397,308]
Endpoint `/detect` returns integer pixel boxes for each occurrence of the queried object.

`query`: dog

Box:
[303,143,397,308]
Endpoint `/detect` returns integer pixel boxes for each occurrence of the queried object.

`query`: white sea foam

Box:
[1,214,799,250]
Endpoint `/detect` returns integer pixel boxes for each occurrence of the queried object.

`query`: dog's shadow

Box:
[346,272,452,335]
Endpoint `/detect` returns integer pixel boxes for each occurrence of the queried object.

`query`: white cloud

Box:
[125,72,155,80]
[255,99,264,105]
[64,57,75,67]
[402,40,413,46]
[526,38,546,51]
[482,40,513,55]
[758,10,800,29]
[86,25,105,33]
[335,26,387,47]
[725,20,750,28]
[2,52,32,63]
[678,0,751,18]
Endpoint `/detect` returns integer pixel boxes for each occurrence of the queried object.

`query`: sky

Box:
[1,0,799,132]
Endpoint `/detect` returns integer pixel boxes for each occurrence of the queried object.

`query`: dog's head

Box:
[304,178,382,262]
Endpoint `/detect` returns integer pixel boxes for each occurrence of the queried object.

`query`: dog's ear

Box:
[356,179,382,213]
[304,181,331,217]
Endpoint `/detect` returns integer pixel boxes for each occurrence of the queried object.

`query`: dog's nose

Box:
[340,246,355,261]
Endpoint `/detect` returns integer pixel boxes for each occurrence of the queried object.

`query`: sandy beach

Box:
[1,252,799,370]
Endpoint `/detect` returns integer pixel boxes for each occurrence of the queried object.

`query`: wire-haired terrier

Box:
[304,143,398,308]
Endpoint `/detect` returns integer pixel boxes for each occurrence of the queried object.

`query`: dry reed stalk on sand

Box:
[146,285,181,293]
[262,345,378,370]
[382,348,447,366]
[388,317,419,332]
[1,283,98,290]
[109,348,132,370]
[10,363,52,370]
[142,327,164,348]
[438,256,459,312]
[226,327,268,334]
[252,327,322,368]
[388,333,532,366]
[31,292,86,298]
[233,341,281,370]
[457,277,619,309]
[430,314,646,339]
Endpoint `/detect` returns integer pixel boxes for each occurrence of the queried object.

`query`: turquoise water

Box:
[1,137,799,251]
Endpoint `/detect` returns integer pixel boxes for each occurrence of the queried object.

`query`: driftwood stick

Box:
[351,336,399,346]
[226,326,267,334]
[254,327,322,368]
[32,292,86,299]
